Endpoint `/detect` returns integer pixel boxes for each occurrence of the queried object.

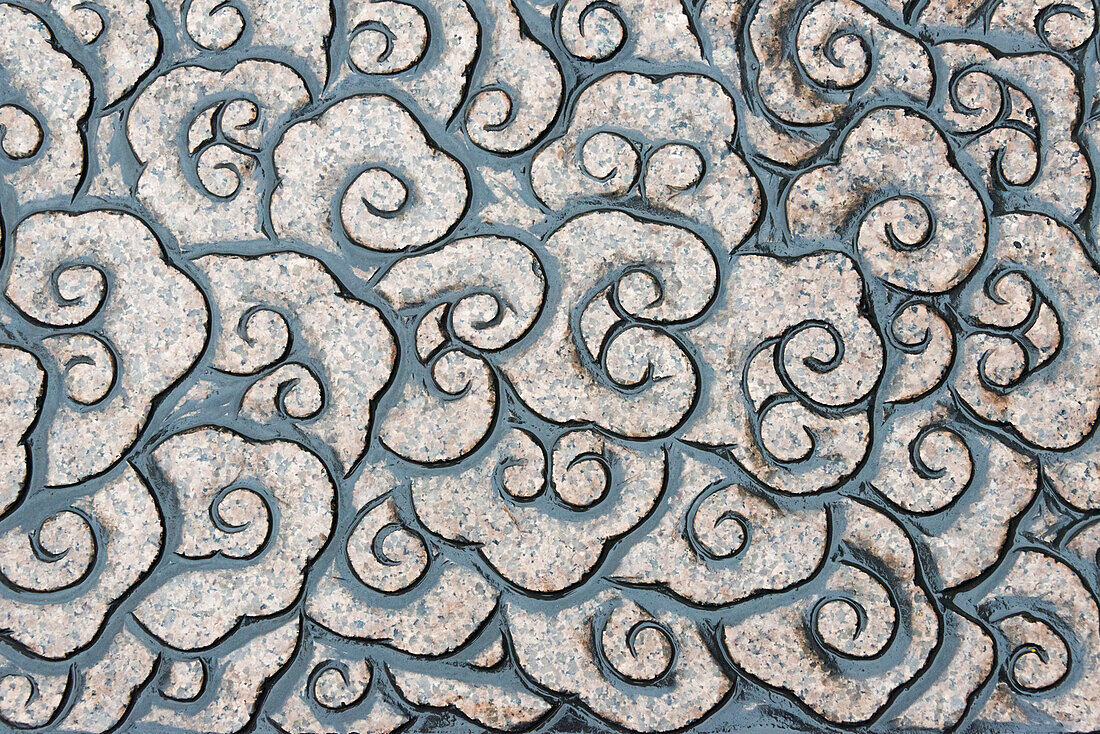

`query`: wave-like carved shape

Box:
[0,0,1096,731]
[195,252,396,473]
[5,210,207,486]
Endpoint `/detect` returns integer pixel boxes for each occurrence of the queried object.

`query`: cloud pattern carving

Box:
[0,0,1098,731]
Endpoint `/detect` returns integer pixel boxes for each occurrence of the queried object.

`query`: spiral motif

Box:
[0,0,1098,732]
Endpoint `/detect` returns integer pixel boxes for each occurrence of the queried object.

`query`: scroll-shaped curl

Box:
[507,590,731,731]
[868,396,1038,588]
[380,348,496,464]
[953,215,1088,450]
[337,0,478,124]
[0,3,91,205]
[347,496,429,593]
[195,253,396,473]
[464,0,562,153]
[346,3,427,75]
[0,626,153,732]
[871,406,975,516]
[307,465,498,657]
[134,428,334,650]
[52,0,160,105]
[268,631,409,734]
[956,215,1100,513]
[0,506,95,593]
[164,0,330,80]
[412,427,665,592]
[723,499,939,724]
[240,363,324,423]
[0,467,160,659]
[501,211,718,438]
[788,107,987,294]
[181,0,249,49]
[968,551,1100,730]
[558,0,701,62]
[0,105,42,161]
[614,454,827,605]
[127,60,308,248]
[0,671,67,728]
[41,334,115,407]
[749,0,930,126]
[919,0,1095,51]
[272,95,469,254]
[699,0,931,166]
[374,234,546,464]
[140,620,299,734]
[376,234,546,352]
[530,73,760,249]
[938,43,1089,221]
[4,211,207,487]
[882,302,953,403]
[684,251,882,495]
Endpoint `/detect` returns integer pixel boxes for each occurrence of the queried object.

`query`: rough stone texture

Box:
[0,0,1098,732]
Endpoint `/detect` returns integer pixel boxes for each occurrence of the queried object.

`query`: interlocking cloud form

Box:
[1,0,1100,731]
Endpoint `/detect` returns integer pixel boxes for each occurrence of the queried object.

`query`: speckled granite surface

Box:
[0,0,1099,732]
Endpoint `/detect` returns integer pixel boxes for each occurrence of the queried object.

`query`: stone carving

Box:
[0,0,1096,730]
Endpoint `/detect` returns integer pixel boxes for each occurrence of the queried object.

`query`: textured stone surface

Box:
[0,0,1098,732]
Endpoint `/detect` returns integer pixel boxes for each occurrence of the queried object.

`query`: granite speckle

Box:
[0,0,1098,731]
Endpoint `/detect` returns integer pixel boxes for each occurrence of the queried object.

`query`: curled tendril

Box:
[184,97,264,201]
[47,261,108,326]
[644,142,706,200]
[989,127,1042,190]
[183,0,248,50]
[879,196,935,254]
[67,2,107,44]
[949,66,1009,131]
[593,605,677,686]
[971,266,1056,397]
[466,85,518,139]
[561,0,627,60]
[889,303,934,353]
[908,423,970,483]
[347,5,429,75]
[246,363,327,421]
[810,595,868,657]
[42,333,118,407]
[346,501,429,593]
[593,322,685,395]
[349,21,397,72]
[232,305,291,373]
[552,434,614,510]
[976,337,1030,393]
[685,483,750,562]
[0,507,97,594]
[1034,2,1092,50]
[982,268,1035,326]
[774,319,864,413]
[0,671,66,728]
[791,3,874,98]
[577,130,639,187]
[1000,613,1072,695]
[309,660,370,711]
[808,562,900,661]
[208,484,274,560]
[443,290,511,350]
[755,394,819,466]
[492,431,547,502]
